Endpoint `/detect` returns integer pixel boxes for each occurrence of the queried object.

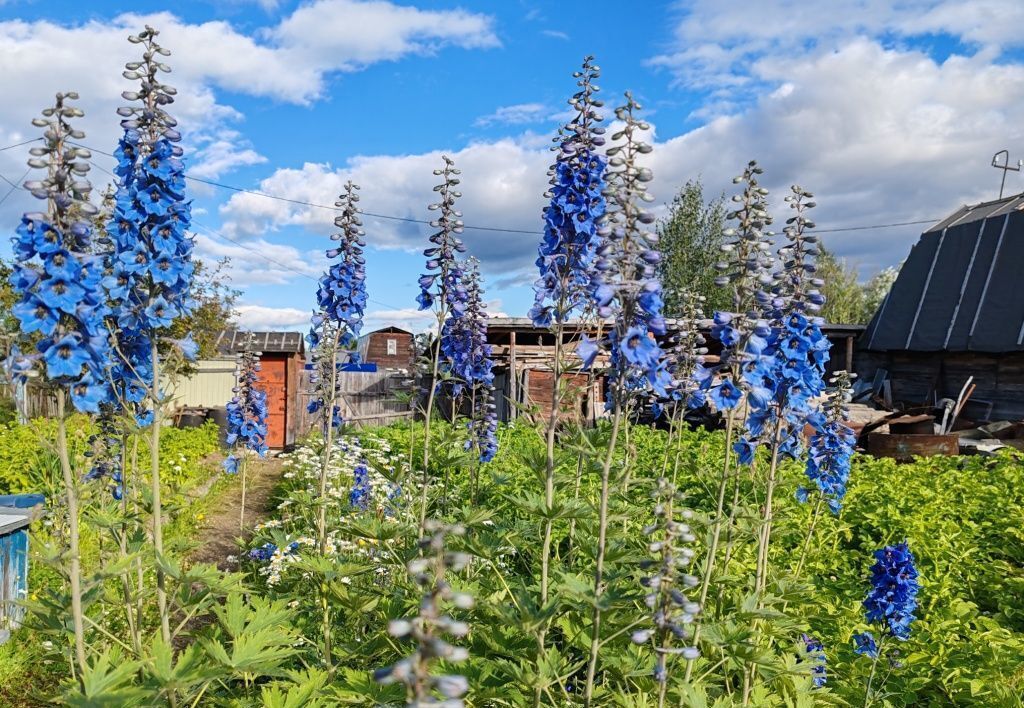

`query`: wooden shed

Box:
[357,326,415,370]
[485,317,864,424]
[859,193,1024,421]
[214,330,306,449]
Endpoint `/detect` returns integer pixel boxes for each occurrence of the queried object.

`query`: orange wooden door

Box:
[256,357,287,448]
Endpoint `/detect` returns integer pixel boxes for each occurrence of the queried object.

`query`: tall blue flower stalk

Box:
[415,156,466,531]
[686,161,777,683]
[307,181,366,555]
[791,370,858,585]
[224,334,268,530]
[854,542,919,704]
[303,182,367,670]
[104,25,194,646]
[584,93,670,707]
[665,292,709,416]
[798,370,857,514]
[457,260,498,468]
[529,55,606,329]
[6,91,107,680]
[741,186,830,604]
[530,62,606,676]
[438,258,484,400]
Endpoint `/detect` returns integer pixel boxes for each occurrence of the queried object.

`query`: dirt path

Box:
[188,455,287,569]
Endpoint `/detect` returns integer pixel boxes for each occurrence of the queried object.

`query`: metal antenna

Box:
[992,150,1022,199]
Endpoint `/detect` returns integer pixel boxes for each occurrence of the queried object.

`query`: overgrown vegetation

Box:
[0,421,225,706]
[3,25,1002,708]
[238,423,1024,706]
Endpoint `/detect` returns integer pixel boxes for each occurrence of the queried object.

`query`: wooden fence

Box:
[0,382,56,421]
[294,369,416,434]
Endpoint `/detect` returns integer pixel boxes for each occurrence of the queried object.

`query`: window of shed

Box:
[387,338,397,356]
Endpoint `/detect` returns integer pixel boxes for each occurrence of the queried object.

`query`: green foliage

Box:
[817,245,902,324]
[8,414,1024,705]
[158,422,222,489]
[656,180,731,316]
[0,419,221,495]
[230,422,1024,706]
[0,416,90,494]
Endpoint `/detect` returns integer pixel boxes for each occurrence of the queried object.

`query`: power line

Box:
[74,140,541,235]
[12,136,942,238]
[75,157,407,313]
[82,154,408,312]
[816,219,935,234]
[0,168,30,208]
[0,137,41,152]
[190,220,407,312]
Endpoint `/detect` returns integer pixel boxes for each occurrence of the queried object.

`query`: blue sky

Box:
[2,0,1024,331]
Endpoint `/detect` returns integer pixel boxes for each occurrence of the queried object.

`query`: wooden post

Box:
[845,335,854,374]
[509,330,518,420]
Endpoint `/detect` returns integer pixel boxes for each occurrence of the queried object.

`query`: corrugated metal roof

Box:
[863,192,1024,352]
[214,330,305,355]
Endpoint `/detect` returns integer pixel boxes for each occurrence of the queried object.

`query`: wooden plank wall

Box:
[361,332,415,369]
[294,369,415,436]
[521,369,604,426]
[856,350,1024,420]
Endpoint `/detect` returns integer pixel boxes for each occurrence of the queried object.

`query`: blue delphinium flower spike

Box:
[375,521,474,704]
[800,370,857,513]
[863,542,919,641]
[631,476,700,684]
[224,333,269,471]
[800,634,827,688]
[584,93,672,410]
[105,26,194,424]
[529,55,606,329]
[306,182,366,436]
[6,93,111,412]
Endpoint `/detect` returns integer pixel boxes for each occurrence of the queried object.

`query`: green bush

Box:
[0,418,223,495]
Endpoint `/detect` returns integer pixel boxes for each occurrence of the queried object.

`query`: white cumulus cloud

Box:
[235,304,311,330]
[217,31,1024,285]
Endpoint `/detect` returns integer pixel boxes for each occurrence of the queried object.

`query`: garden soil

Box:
[188,455,286,570]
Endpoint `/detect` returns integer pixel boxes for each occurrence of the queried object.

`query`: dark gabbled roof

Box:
[214,330,304,355]
[862,192,1024,352]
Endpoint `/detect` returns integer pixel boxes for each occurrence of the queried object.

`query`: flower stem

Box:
[316,329,342,554]
[744,418,785,704]
[567,319,603,557]
[536,317,566,708]
[754,419,785,598]
[55,393,87,684]
[320,580,333,670]
[684,411,737,682]
[418,315,444,533]
[863,635,886,707]
[150,339,171,647]
[117,435,142,658]
[583,395,623,708]
[793,496,825,581]
[239,455,247,532]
